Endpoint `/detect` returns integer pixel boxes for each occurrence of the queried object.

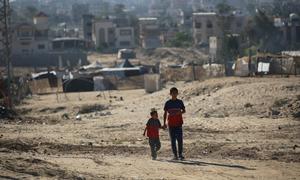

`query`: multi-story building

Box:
[92,19,135,50]
[12,12,50,54]
[139,17,161,49]
[82,14,94,41]
[193,12,247,45]
[193,12,220,45]
[115,27,135,49]
[10,11,87,67]
[93,20,116,50]
[276,13,300,49]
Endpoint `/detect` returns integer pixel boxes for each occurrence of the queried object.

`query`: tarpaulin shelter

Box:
[63,77,94,92]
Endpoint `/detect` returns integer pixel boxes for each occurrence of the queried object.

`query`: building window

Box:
[86,22,92,27]
[108,28,115,34]
[19,30,32,37]
[195,22,202,29]
[38,44,45,49]
[120,41,130,46]
[21,42,30,46]
[120,29,132,36]
[236,22,242,28]
[207,21,213,28]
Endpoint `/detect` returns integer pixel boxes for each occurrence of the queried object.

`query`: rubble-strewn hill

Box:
[138,47,209,65]
[143,77,300,119]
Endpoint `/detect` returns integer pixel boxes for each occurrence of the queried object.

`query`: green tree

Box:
[166,32,192,47]
[272,0,300,17]
[221,35,240,62]
[216,0,234,15]
[243,10,283,53]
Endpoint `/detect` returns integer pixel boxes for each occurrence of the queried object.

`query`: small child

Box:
[143,108,163,160]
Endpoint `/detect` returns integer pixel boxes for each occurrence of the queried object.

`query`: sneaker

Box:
[179,156,185,160]
[172,156,178,160]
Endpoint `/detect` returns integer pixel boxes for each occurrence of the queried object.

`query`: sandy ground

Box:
[0,77,300,179]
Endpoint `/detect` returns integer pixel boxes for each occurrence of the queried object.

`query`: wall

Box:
[115,27,135,49]
[9,51,88,67]
[93,21,115,48]
[193,13,219,44]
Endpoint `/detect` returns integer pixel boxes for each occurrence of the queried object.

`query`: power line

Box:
[0,0,13,109]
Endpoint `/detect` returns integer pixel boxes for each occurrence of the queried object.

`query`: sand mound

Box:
[139,47,209,65]
[176,78,300,119]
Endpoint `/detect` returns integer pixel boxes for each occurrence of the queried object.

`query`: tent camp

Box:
[63,77,94,92]
[233,57,256,76]
[100,59,142,77]
[81,61,103,70]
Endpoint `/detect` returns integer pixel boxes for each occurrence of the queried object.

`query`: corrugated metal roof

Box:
[282,51,300,57]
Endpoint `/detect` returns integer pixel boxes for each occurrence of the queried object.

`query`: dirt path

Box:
[0,77,299,179]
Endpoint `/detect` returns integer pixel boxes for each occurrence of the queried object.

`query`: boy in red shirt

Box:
[143,108,163,160]
[163,87,186,160]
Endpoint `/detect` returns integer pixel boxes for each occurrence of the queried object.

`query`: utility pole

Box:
[0,0,12,109]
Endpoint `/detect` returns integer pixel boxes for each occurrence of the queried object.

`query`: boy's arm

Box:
[158,120,163,129]
[143,127,147,136]
[181,101,186,114]
[163,110,167,127]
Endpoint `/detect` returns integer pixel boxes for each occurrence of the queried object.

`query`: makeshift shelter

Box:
[254,53,298,75]
[81,61,103,70]
[233,57,256,76]
[93,76,106,91]
[203,64,225,77]
[282,51,300,75]
[63,77,94,92]
[117,49,136,59]
[32,71,58,87]
[101,59,142,78]
[118,59,134,68]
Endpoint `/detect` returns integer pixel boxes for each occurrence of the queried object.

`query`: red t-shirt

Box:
[146,118,162,138]
[164,99,185,127]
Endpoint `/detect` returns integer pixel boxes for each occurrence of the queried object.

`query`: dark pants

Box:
[149,138,161,158]
[169,127,183,157]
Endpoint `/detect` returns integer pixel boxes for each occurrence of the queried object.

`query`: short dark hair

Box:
[170,87,178,93]
[150,111,157,116]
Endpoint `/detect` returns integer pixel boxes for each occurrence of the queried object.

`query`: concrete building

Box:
[12,12,50,55]
[115,27,135,49]
[193,12,220,45]
[93,20,116,50]
[139,17,161,49]
[276,14,300,49]
[193,12,247,45]
[92,19,135,50]
[9,12,87,67]
[82,14,94,41]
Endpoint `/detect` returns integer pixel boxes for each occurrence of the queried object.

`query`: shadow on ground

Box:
[157,159,255,170]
